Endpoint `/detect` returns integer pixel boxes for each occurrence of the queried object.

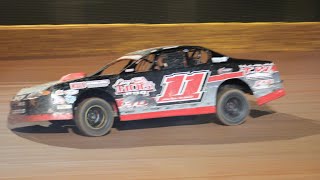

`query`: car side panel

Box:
[114,65,219,120]
[48,61,284,121]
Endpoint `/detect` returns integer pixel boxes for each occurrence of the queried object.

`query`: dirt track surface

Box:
[1,51,320,179]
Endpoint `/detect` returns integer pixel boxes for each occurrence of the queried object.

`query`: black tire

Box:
[74,97,114,137]
[216,88,249,126]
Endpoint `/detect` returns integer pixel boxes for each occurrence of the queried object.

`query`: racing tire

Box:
[75,97,114,137]
[216,88,249,126]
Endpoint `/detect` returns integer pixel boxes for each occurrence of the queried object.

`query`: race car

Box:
[9,45,285,136]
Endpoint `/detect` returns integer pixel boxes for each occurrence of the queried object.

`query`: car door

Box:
[153,48,212,104]
[113,48,214,120]
[113,54,160,115]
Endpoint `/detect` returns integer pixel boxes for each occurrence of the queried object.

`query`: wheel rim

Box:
[223,97,243,121]
[85,105,107,129]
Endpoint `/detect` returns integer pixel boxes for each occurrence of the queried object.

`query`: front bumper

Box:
[8,113,73,124]
[9,94,74,124]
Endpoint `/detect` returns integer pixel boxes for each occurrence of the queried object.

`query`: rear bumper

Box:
[8,113,73,124]
[257,88,286,105]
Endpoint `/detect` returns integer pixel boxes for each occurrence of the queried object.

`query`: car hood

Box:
[15,72,87,96]
[17,81,58,96]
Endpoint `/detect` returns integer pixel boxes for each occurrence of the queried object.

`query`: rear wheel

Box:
[216,88,249,125]
[75,98,114,137]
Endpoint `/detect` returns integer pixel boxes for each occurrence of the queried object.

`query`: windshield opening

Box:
[93,59,135,76]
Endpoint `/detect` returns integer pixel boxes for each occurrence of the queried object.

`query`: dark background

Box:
[0,0,319,25]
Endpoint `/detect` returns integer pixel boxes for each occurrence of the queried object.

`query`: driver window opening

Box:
[101,59,132,75]
[153,54,167,70]
[153,51,186,70]
[187,49,211,66]
[134,54,155,73]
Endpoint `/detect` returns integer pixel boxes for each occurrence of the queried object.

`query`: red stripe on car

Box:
[120,106,216,121]
[208,72,243,82]
[257,88,286,105]
[8,113,73,123]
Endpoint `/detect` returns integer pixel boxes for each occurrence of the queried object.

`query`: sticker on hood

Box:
[51,94,66,105]
[54,89,79,96]
[70,79,110,90]
[64,95,77,104]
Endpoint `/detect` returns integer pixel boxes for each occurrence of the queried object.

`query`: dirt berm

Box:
[0,22,319,60]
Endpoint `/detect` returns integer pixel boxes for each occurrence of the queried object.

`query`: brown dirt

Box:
[0,23,319,60]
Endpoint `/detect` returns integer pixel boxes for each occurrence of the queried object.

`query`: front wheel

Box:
[216,89,249,126]
[75,98,114,137]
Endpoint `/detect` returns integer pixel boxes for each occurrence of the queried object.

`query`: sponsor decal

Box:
[245,72,273,79]
[70,79,110,89]
[117,95,157,108]
[70,82,87,90]
[54,90,65,96]
[113,77,156,96]
[122,100,149,108]
[217,67,233,74]
[52,89,79,104]
[56,104,73,110]
[54,89,79,96]
[157,71,208,103]
[51,94,66,105]
[64,89,79,95]
[239,63,274,80]
[12,109,26,114]
[64,95,77,104]
[86,80,110,88]
[253,79,275,89]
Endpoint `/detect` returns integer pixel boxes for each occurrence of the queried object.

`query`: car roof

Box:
[125,45,209,56]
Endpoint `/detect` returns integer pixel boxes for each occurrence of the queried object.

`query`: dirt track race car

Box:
[9,45,285,136]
